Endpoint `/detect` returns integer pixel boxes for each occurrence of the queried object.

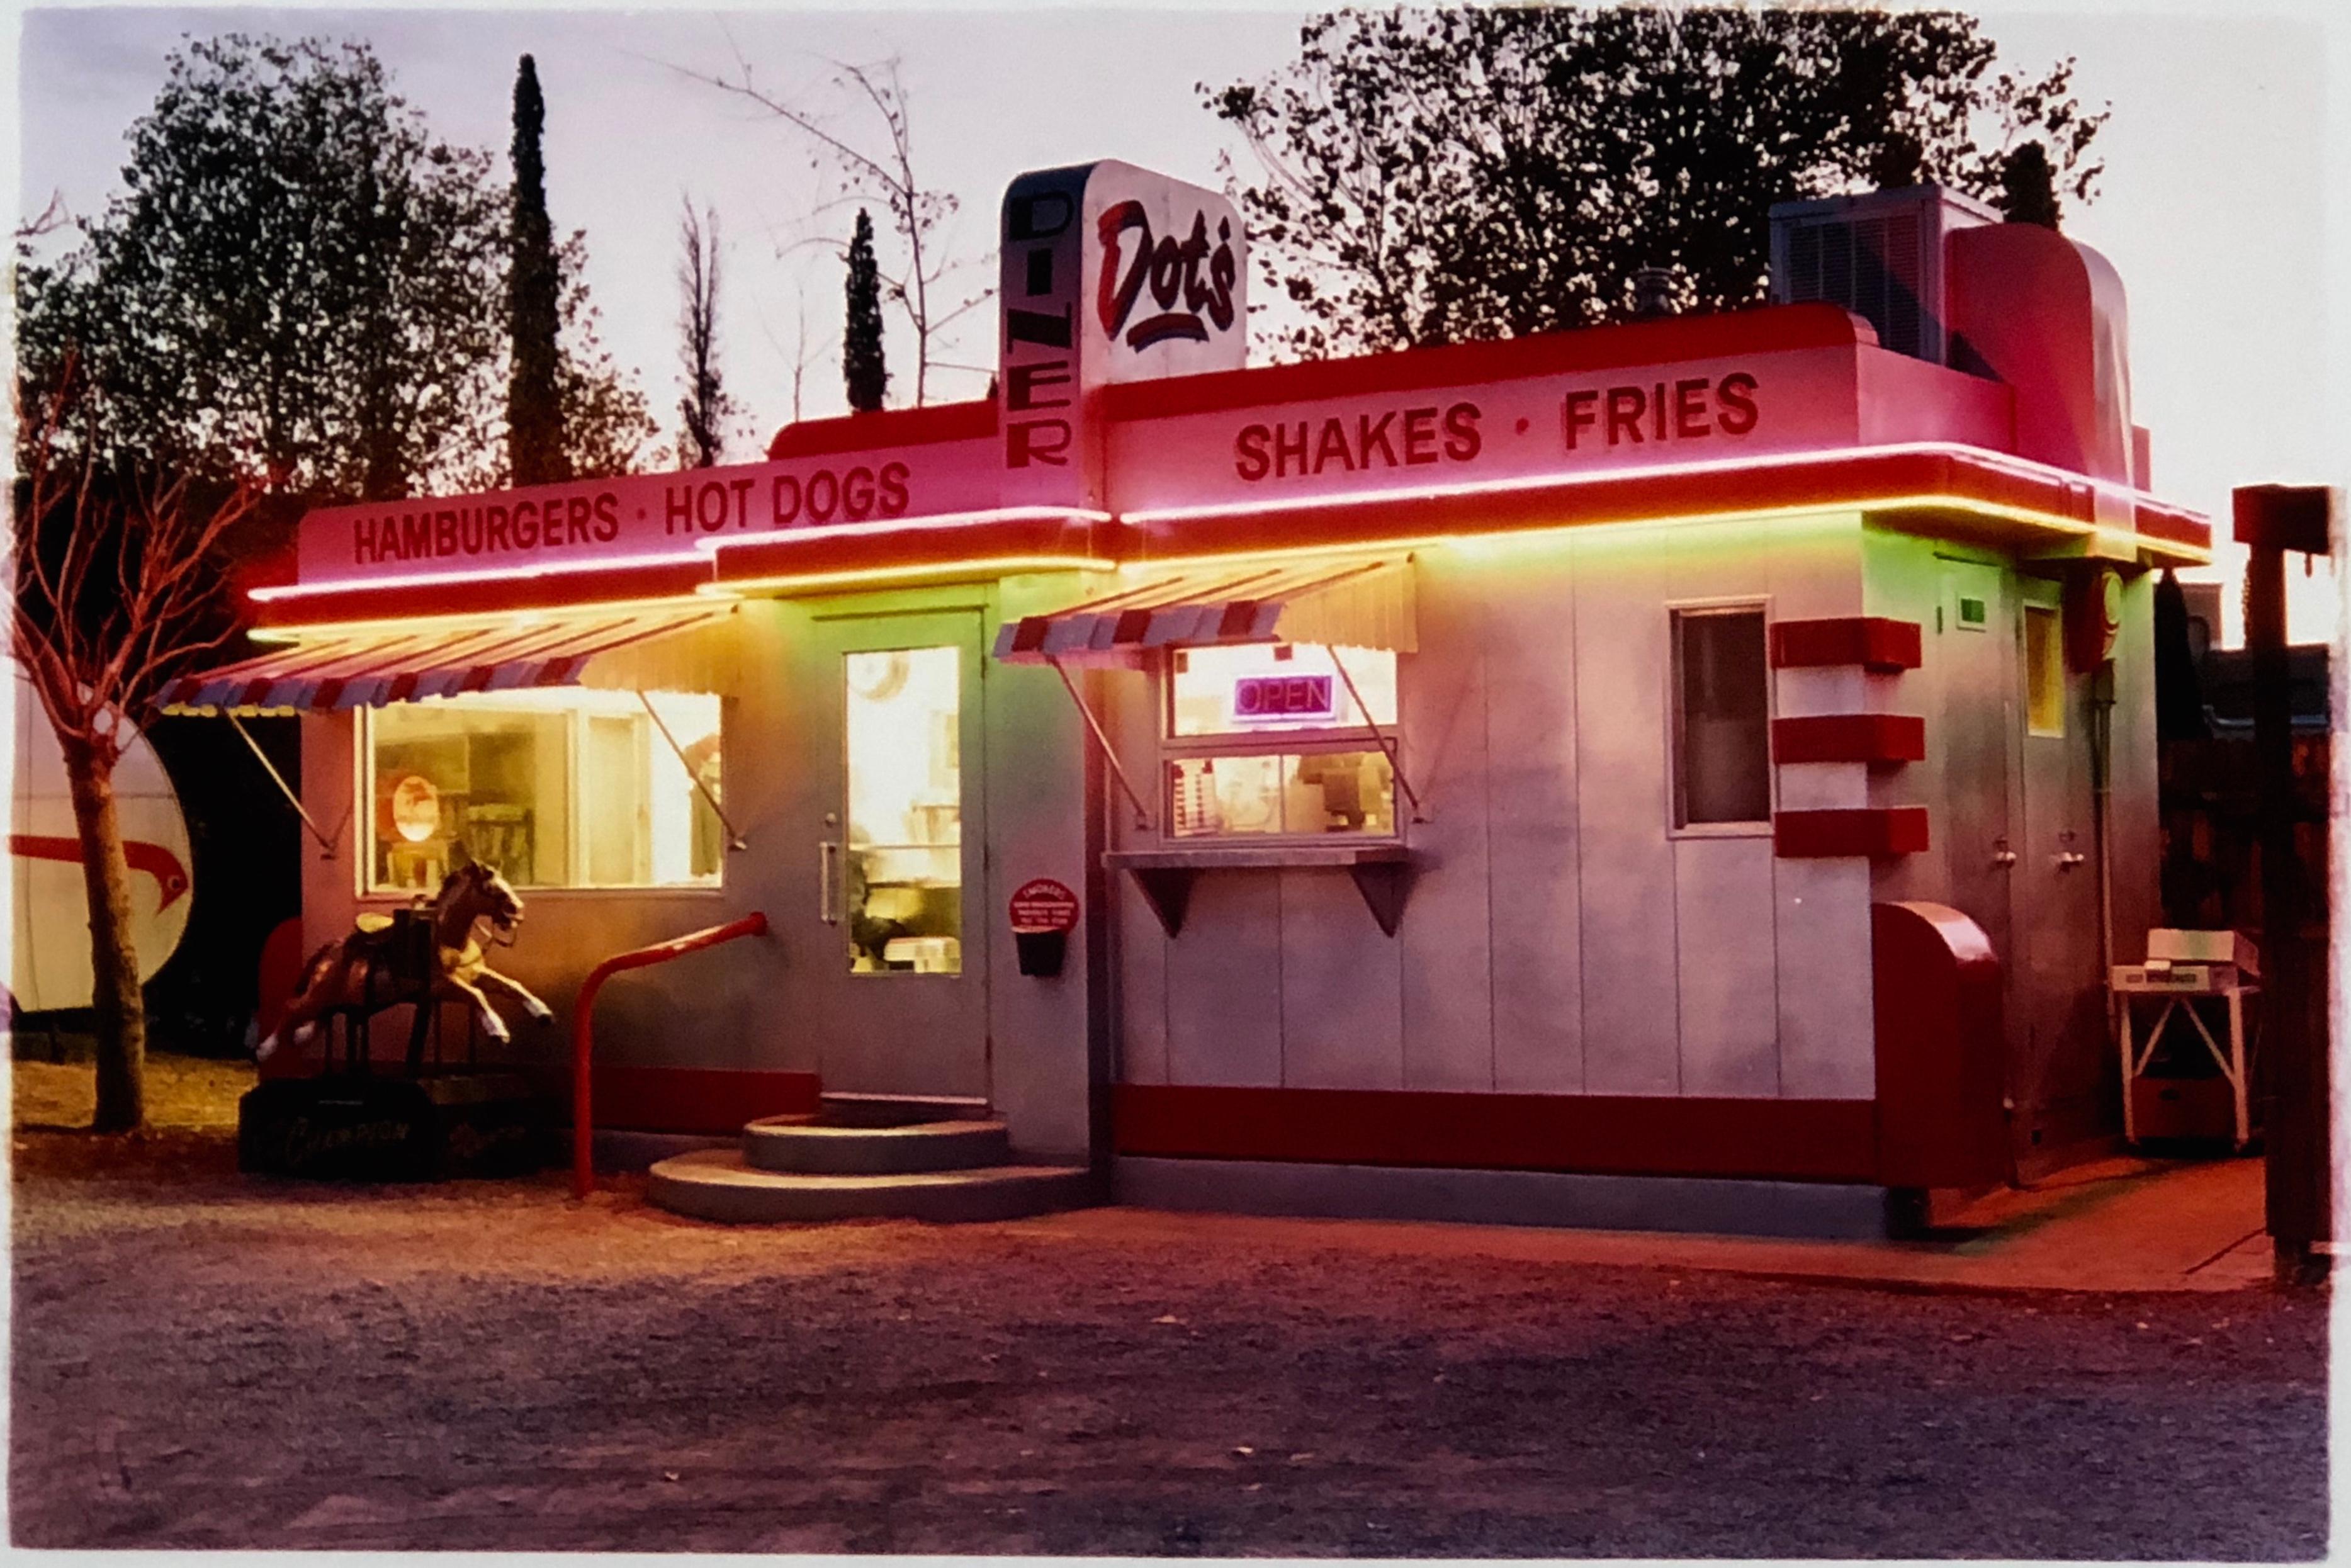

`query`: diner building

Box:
[168,163,2212,1234]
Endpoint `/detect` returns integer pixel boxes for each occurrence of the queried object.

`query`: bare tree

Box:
[682,52,989,406]
[12,363,259,1131]
[675,198,736,467]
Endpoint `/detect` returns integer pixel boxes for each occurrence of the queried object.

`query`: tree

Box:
[16,35,651,501]
[507,54,568,487]
[12,365,261,1131]
[685,54,989,405]
[674,200,736,466]
[2000,140,2063,228]
[1205,7,2110,356]
[16,36,505,500]
[843,208,889,413]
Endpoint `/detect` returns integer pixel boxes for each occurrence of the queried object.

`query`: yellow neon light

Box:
[701,553,1120,597]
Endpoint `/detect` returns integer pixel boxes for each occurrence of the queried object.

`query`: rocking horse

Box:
[258,860,553,1074]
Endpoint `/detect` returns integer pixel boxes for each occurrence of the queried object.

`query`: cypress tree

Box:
[843,208,888,414]
[2000,140,2063,230]
[507,54,568,484]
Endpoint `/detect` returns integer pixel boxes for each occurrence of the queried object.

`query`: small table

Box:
[2111,962,2260,1149]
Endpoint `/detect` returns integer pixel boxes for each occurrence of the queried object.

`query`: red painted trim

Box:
[767,397,996,460]
[1771,713,1927,765]
[709,514,1117,586]
[1102,304,1865,423]
[1872,901,2007,1189]
[1768,616,1923,672]
[2134,499,2211,551]
[585,1064,818,1136]
[1773,806,1930,857]
[1112,1085,1880,1184]
[256,558,713,629]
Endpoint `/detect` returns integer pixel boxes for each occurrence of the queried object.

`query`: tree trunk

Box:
[59,733,146,1132]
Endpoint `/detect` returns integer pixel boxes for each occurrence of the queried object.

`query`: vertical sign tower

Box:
[998,160,1247,512]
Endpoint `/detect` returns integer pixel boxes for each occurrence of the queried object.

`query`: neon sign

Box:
[1232,673,1336,723]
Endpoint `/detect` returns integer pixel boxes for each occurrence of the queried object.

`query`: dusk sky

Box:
[11,1,2345,641]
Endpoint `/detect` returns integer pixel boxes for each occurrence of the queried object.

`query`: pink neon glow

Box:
[694,505,1119,554]
[1116,441,2185,527]
[250,548,712,602]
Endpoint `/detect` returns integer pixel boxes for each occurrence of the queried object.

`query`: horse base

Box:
[238,1071,553,1182]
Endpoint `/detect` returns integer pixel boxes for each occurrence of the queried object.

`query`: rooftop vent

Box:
[1769,186,1997,366]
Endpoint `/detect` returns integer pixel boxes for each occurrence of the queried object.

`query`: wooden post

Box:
[2233,485,2337,1285]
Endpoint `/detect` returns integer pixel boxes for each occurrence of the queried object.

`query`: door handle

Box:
[1992,839,2017,867]
[2055,851,2088,869]
[818,841,840,924]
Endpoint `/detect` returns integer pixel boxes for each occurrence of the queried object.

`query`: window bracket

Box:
[227,711,344,857]
[1047,654,1153,832]
[636,690,745,851]
[1326,646,1426,823]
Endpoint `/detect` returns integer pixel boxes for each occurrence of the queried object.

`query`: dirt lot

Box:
[6,1061,2331,1557]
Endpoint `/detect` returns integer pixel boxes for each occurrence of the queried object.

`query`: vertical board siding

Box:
[1572,529,1681,1094]
[1399,553,1500,1090]
[1164,869,1285,1086]
[1278,869,1406,1088]
[1104,516,1876,1115]
[1480,551,1586,1093]
[1771,517,1878,1098]
[1672,835,1782,1095]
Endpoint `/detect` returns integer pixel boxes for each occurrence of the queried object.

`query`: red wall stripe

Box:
[1772,713,1927,765]
[1773,806,1931,857]
[1767,616,1924,672]
[1112,1085,1880,1184]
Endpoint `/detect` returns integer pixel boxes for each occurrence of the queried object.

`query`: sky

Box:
[9,1,2347,641]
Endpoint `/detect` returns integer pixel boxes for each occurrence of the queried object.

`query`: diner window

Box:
[367,689,722,893]
[1160,641,1401,840]
[2024,605,2065,736]
[1671,607,1771,828]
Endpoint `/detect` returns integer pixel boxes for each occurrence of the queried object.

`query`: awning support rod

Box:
[637,691,747,851]
[1328,646,1426,823]
[226,712,342,857]
[1047,655,1153,832]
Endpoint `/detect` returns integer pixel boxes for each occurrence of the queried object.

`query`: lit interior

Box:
[367,687,721,892]
[845,646,962,974]
[1169,643,1398,736]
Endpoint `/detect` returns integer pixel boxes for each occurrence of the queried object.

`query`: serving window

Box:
[366,688,723,893]
[1161,643,1401,840]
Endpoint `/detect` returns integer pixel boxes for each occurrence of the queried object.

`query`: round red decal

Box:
[1008,878,1080,934]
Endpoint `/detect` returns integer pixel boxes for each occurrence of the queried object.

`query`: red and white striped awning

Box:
[993,556,1415,667]
[161,604,738,715]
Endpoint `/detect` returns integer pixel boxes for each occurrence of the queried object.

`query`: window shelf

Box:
[1105,843,1416,939]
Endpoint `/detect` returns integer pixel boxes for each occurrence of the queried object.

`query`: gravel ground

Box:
[8,1125,2328,1560]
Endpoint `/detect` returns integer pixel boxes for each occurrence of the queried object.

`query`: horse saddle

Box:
[349,905,437,993]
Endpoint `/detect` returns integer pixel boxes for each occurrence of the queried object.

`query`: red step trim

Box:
[1767,616,1922,672]
[1112,1085,1880,1184]
[585,1066,820,1135]
[1771,713,1927,766]
[1102,303,1865,423]
[1773,806,1931,858]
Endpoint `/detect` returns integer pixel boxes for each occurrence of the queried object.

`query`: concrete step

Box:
[818,1092,989,1128]
[742,1115,1010,1175]
[646,1150,1093,1225]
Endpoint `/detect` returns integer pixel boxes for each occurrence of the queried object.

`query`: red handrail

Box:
[571,911,769,1198]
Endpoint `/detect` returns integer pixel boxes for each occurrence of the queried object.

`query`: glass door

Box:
[791,609,990,1100]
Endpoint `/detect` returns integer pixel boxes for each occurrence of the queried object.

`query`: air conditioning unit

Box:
[1769,186,1999,366]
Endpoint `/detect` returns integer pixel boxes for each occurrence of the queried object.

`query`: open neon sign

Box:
[1232,673,1336,723]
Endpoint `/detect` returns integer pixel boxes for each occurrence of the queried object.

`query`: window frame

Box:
[1666,599,1776,839]
[356,691,728,898]
[1156,641,1405,843]
[2022,602,2066,738]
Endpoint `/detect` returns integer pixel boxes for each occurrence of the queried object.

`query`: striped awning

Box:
[993,556,1416,667]
[162,604,739,715]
